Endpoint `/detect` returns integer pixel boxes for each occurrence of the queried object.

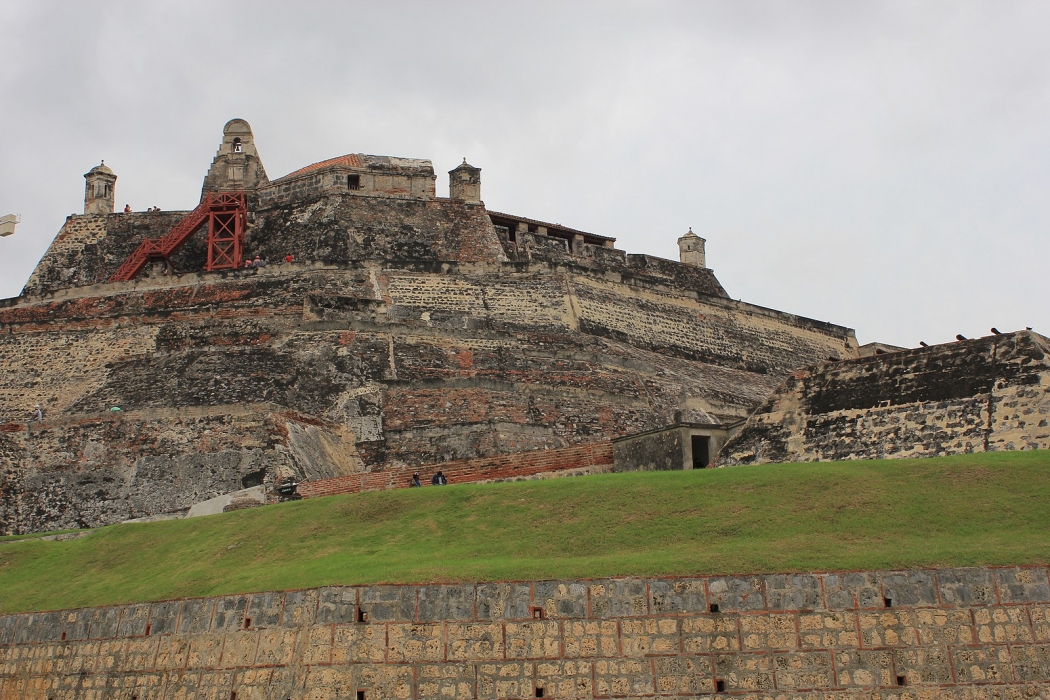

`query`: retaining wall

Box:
[4,567,1050,698]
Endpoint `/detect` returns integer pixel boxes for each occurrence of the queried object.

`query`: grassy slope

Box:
[1,451,1048,613]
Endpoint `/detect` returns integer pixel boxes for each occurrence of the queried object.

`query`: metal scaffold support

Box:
[108,192,247,282]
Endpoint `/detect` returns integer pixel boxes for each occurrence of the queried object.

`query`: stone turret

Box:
[84,161,116,215]
[677,228,706,268]
[201,119,269,197]
[449,159,481,204]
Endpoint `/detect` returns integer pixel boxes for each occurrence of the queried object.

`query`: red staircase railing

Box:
[108,192,247,282]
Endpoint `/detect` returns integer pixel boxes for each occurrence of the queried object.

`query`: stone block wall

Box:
[0,258,856,533]
[0,406,364,534]
[21,211,194,297]
[720,331,1050,466]
[3,566,1050,698]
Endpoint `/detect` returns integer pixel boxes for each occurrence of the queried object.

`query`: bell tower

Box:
[84,161,117,215]
[201,119,269,197]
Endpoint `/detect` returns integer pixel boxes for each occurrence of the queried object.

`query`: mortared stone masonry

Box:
[0,120,859,535]
[4,566,1050,698]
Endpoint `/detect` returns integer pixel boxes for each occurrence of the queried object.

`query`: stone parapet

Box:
[2,566,1050,698]
[720,330,1050,465]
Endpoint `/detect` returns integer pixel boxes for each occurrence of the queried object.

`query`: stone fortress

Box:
[3,119,1050,699]
[0,118,1047,536]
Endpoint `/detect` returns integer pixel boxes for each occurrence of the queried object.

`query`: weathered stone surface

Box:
[15,568,1043,698]
[721,330,1050,466]
[0,128,861,535]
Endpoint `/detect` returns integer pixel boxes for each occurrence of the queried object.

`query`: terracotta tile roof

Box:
[279,154,363,180]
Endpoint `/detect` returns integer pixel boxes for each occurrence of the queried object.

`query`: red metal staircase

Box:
[108,192,247,282]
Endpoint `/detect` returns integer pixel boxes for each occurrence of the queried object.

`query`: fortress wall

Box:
[1,264,852,532]
[20,212,194,297]
[247,197,508,268]
[297,442,614,498]
[720,331,1050,466]
[568,276,855,375]
[3,567,1050,698]
[257,167,434,208]
[0,408,367,534]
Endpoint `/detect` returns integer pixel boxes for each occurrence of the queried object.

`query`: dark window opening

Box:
[692,435,710,469]
[357,607,368,623]
[530,606,546,620]
[60,631,66,641]
[709,603,720,614]
[230,692,237,700]
[715,679,726,693]
[508,227,516,242]
[233,138,242,153]
[535,687,544,698]
[357,691,366,700]
[883,597,893,608]
[348,174,361,190]
[243,618,252,629]
[241,469,265,489]
[896,676,906,687]
[528,224,538,233]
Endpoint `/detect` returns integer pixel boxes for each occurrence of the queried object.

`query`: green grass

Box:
[1,451,1049,613]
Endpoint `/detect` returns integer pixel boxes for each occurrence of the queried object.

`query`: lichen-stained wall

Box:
[0,258,855,533]
[0,408,363,535]
[3,566,1050,699]
[719,331,1050,466]
[21,211,194,296]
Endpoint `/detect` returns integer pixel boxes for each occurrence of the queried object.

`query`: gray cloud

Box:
[1,0,1047,347]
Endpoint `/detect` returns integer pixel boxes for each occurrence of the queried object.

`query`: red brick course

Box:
[297,441,613,499]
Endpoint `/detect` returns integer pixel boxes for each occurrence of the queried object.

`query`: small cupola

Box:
[449,158,481,204]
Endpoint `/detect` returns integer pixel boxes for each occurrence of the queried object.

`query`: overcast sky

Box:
[1,1,1047,347]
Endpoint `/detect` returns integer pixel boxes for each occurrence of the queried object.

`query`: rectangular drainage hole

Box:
[243,617,252,629]
[357,691,366,700]
[357,608,368,623]
[144,624,151,636]
[60,631,66,641]
[535,687,544,698]
[884,597,893,608]
[709,603,720,613]
[715,679,726,692]
[896,676,906,686]
[530,606,546,620]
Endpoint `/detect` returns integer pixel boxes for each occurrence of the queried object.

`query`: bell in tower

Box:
[201,119,269,198]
